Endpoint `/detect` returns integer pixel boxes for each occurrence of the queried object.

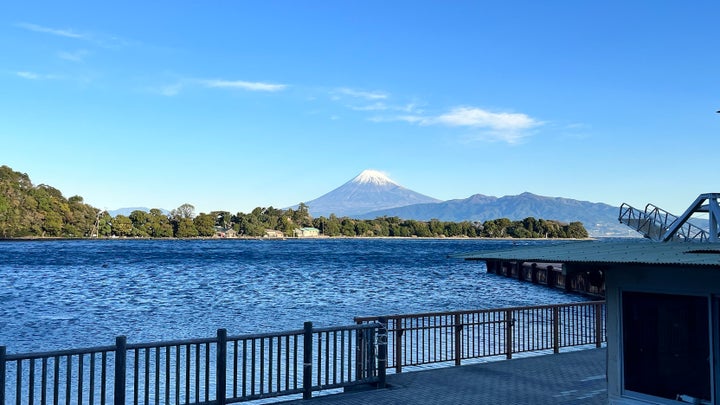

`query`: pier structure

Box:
[483,258,605,297]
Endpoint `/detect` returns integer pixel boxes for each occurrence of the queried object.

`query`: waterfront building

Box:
[294,227,320,238]
[213,226,238,238]
[264,229,285,238]
[459,241,720,405]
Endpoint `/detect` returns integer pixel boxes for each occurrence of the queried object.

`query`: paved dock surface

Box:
[283,348,606,404]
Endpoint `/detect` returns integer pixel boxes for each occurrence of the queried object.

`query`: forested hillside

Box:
[0,165,588,239]
[0,165,99,238]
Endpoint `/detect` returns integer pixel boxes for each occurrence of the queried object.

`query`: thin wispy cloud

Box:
[397,115,426,124]
[350,102,388,111]
[159,83,184,96]
[202,79,287,92]
[58,50,89,62]
[15,71,60,80]
[151,78,288,96]
[373,106,541,144]
[434,107,538,130]
[399,103,422,113]
[16,22,87,40]
[553,122,592,140]
[432,107,541,144]
[352,102,424,112]
[336,88,388,100]
[17,22,130,49]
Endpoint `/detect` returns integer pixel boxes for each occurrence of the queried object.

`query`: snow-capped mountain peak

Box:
[301,169,440,217]
[352,169,397,186]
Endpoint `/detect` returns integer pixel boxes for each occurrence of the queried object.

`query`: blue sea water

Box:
[0,238,587,353]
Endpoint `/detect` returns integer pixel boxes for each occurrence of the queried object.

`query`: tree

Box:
[429,219,444,236]
[355,220,372,236]
[370,218,389,236]
[175,218,198,238]
[443,222,462,237]
[171,203,195,220]
[565,222,589,238]
[292,203,313,227]
[340,218,356,236]
[43,211,64,236]
[508,224,532,238]
[194,213,216,237]
[129,210,150,237]
[148,209,173,237]
[97,212,113,237]
[482,218,512,238]
[522,217,538,237]
[212,211,232,228]
[409,220,432,237]
[279,216,297,236]
[112,215,133,237]
[236,213,265,237]
[324,215,341,236]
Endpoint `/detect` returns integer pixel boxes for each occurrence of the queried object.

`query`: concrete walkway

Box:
[283,348,607,404]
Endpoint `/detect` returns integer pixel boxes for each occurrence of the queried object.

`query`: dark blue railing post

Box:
[114,336,127,405]
[0,346,6,405]
[454,313,462,366]
[302,322,313,400]
[595,303,603,348]
[505,309,514,360]
[553,307,560,353]
[377,319,387,389]
[216,329,227,405]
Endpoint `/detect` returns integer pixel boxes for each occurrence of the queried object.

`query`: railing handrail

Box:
[4,326,380,360]
[5,344,116,361]
[3,324,382,360]
[127,336,217,350]
[313,323,382,334]
[227,328,304,341]
[354,300,606,322]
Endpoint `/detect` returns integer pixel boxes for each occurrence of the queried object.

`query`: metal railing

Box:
[1,322,385,405]
[3,302,605,404]
[619,203,665,240]
[643,203,709,242]
[355,301,606,373]
[619,203,709,242]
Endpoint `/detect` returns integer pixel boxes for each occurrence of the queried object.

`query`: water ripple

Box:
[0,238,584,352]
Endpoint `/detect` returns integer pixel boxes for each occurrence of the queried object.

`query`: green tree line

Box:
[0,165,588,239]
[0,166,98,238]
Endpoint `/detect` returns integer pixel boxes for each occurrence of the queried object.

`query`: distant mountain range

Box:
[303,170,633,237]
[356,192,630,237]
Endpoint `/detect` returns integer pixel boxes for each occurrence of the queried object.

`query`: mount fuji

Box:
[302,170,441,217]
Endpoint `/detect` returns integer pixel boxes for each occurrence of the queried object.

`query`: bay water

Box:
[0,238,586,354]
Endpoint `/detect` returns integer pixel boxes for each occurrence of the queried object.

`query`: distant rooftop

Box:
[454,240,720,267]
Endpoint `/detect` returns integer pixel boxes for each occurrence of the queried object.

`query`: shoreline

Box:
[0,235,602,242]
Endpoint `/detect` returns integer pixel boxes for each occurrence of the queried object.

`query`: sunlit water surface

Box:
[0,238,587,353]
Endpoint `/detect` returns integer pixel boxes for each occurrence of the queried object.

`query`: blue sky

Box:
[1,1,719,215]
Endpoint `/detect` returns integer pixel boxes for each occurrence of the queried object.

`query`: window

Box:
[622,291,711,402]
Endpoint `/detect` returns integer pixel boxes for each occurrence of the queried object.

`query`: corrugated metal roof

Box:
[454,240,720,267]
